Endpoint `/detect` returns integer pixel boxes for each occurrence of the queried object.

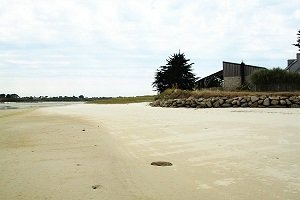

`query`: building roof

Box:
[285,53,300,72]
[223,61,266,70]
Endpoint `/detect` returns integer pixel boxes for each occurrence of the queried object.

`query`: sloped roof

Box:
[285,53,300,72]
[285,59,297,70]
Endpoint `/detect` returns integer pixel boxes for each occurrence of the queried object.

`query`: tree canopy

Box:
[152,52,197,93]
[293,29,300,51]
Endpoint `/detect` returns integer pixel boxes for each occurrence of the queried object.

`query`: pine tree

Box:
[153,52,197,93]
[293,29,300,51]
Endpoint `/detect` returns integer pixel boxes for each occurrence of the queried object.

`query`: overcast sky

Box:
[0,0,299,97]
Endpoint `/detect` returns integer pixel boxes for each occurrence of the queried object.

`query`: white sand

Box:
[0,103,299,199]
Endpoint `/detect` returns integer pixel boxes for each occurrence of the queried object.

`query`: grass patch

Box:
[156,88,300,100]
[88,95,156,104]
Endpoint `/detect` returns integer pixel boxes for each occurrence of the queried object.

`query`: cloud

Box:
[0,0,299,96]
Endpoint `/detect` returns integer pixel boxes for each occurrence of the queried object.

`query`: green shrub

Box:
[251,68,300,85]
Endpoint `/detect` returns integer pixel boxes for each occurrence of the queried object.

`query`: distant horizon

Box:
[1,0,299,97]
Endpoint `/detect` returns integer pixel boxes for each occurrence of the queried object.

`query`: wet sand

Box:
[0,103,299,199]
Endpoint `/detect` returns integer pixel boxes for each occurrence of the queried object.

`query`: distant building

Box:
[285,53,300,73]
[197,62,265,90]
[196,70,223,88]
[223,61,265,90]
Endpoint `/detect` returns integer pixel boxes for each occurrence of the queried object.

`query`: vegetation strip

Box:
[88,95,155,104]
[151,89,300,108]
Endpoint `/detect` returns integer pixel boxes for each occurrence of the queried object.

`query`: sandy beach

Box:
[0,103,299,200]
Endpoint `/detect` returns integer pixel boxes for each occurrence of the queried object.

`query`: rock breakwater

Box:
[150,95,300,108]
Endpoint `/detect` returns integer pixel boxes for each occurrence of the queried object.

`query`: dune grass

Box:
[156,88,300,100]
[88,95,156,104]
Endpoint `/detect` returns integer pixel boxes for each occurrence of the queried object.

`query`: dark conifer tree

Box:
[293,29,300,51]
[153,52,197,93]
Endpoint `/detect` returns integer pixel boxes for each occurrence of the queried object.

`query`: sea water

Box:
[0,102,84,110]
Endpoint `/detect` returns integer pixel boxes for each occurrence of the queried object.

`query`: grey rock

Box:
[259,95,267,100]
[280,100,286,105]
[291,104,300,108]
[199,102,207,108]
[241,103,248,107]
[240,98,247,103]
[246,96,251,102]
[198,98,204,102]
[153,100,161,106]
[251,96,259,102]
[225,99,234,104]
[213,101,220,108]
[191,104,197,108]
[271,100,279,105]
[219,99,224,104]
[250,102,258,108]
[222,103,231,108]
[206,101,212,108]
[289,96,296,101]
[286,99,292,105]
[263,98,270,106]
[258,100,263,105]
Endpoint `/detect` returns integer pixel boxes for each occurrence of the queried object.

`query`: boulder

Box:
[191,103,197,108]
[219,99,224,104]
[222,103,231,108]
[258,100,263,105]
[225,99,234,104]
[250,102,258,108]
[213,101,220,108]
[240,98,247,103]
[291,104,300,108]
[153,100,161,107]
[286,99,292,105]
[263,98,270,106]
[199,102,207,108]
[259,95,267,100]
[241,103,248,107]
[250,96,259,102]
[289,96,296,102]
[271,100,279,105]
[280,100,286,105]
[206,101,212,108]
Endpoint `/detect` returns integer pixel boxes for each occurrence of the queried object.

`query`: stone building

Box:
[223,61,265,90]
[196,61,265,90]
[285,53,300,73]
